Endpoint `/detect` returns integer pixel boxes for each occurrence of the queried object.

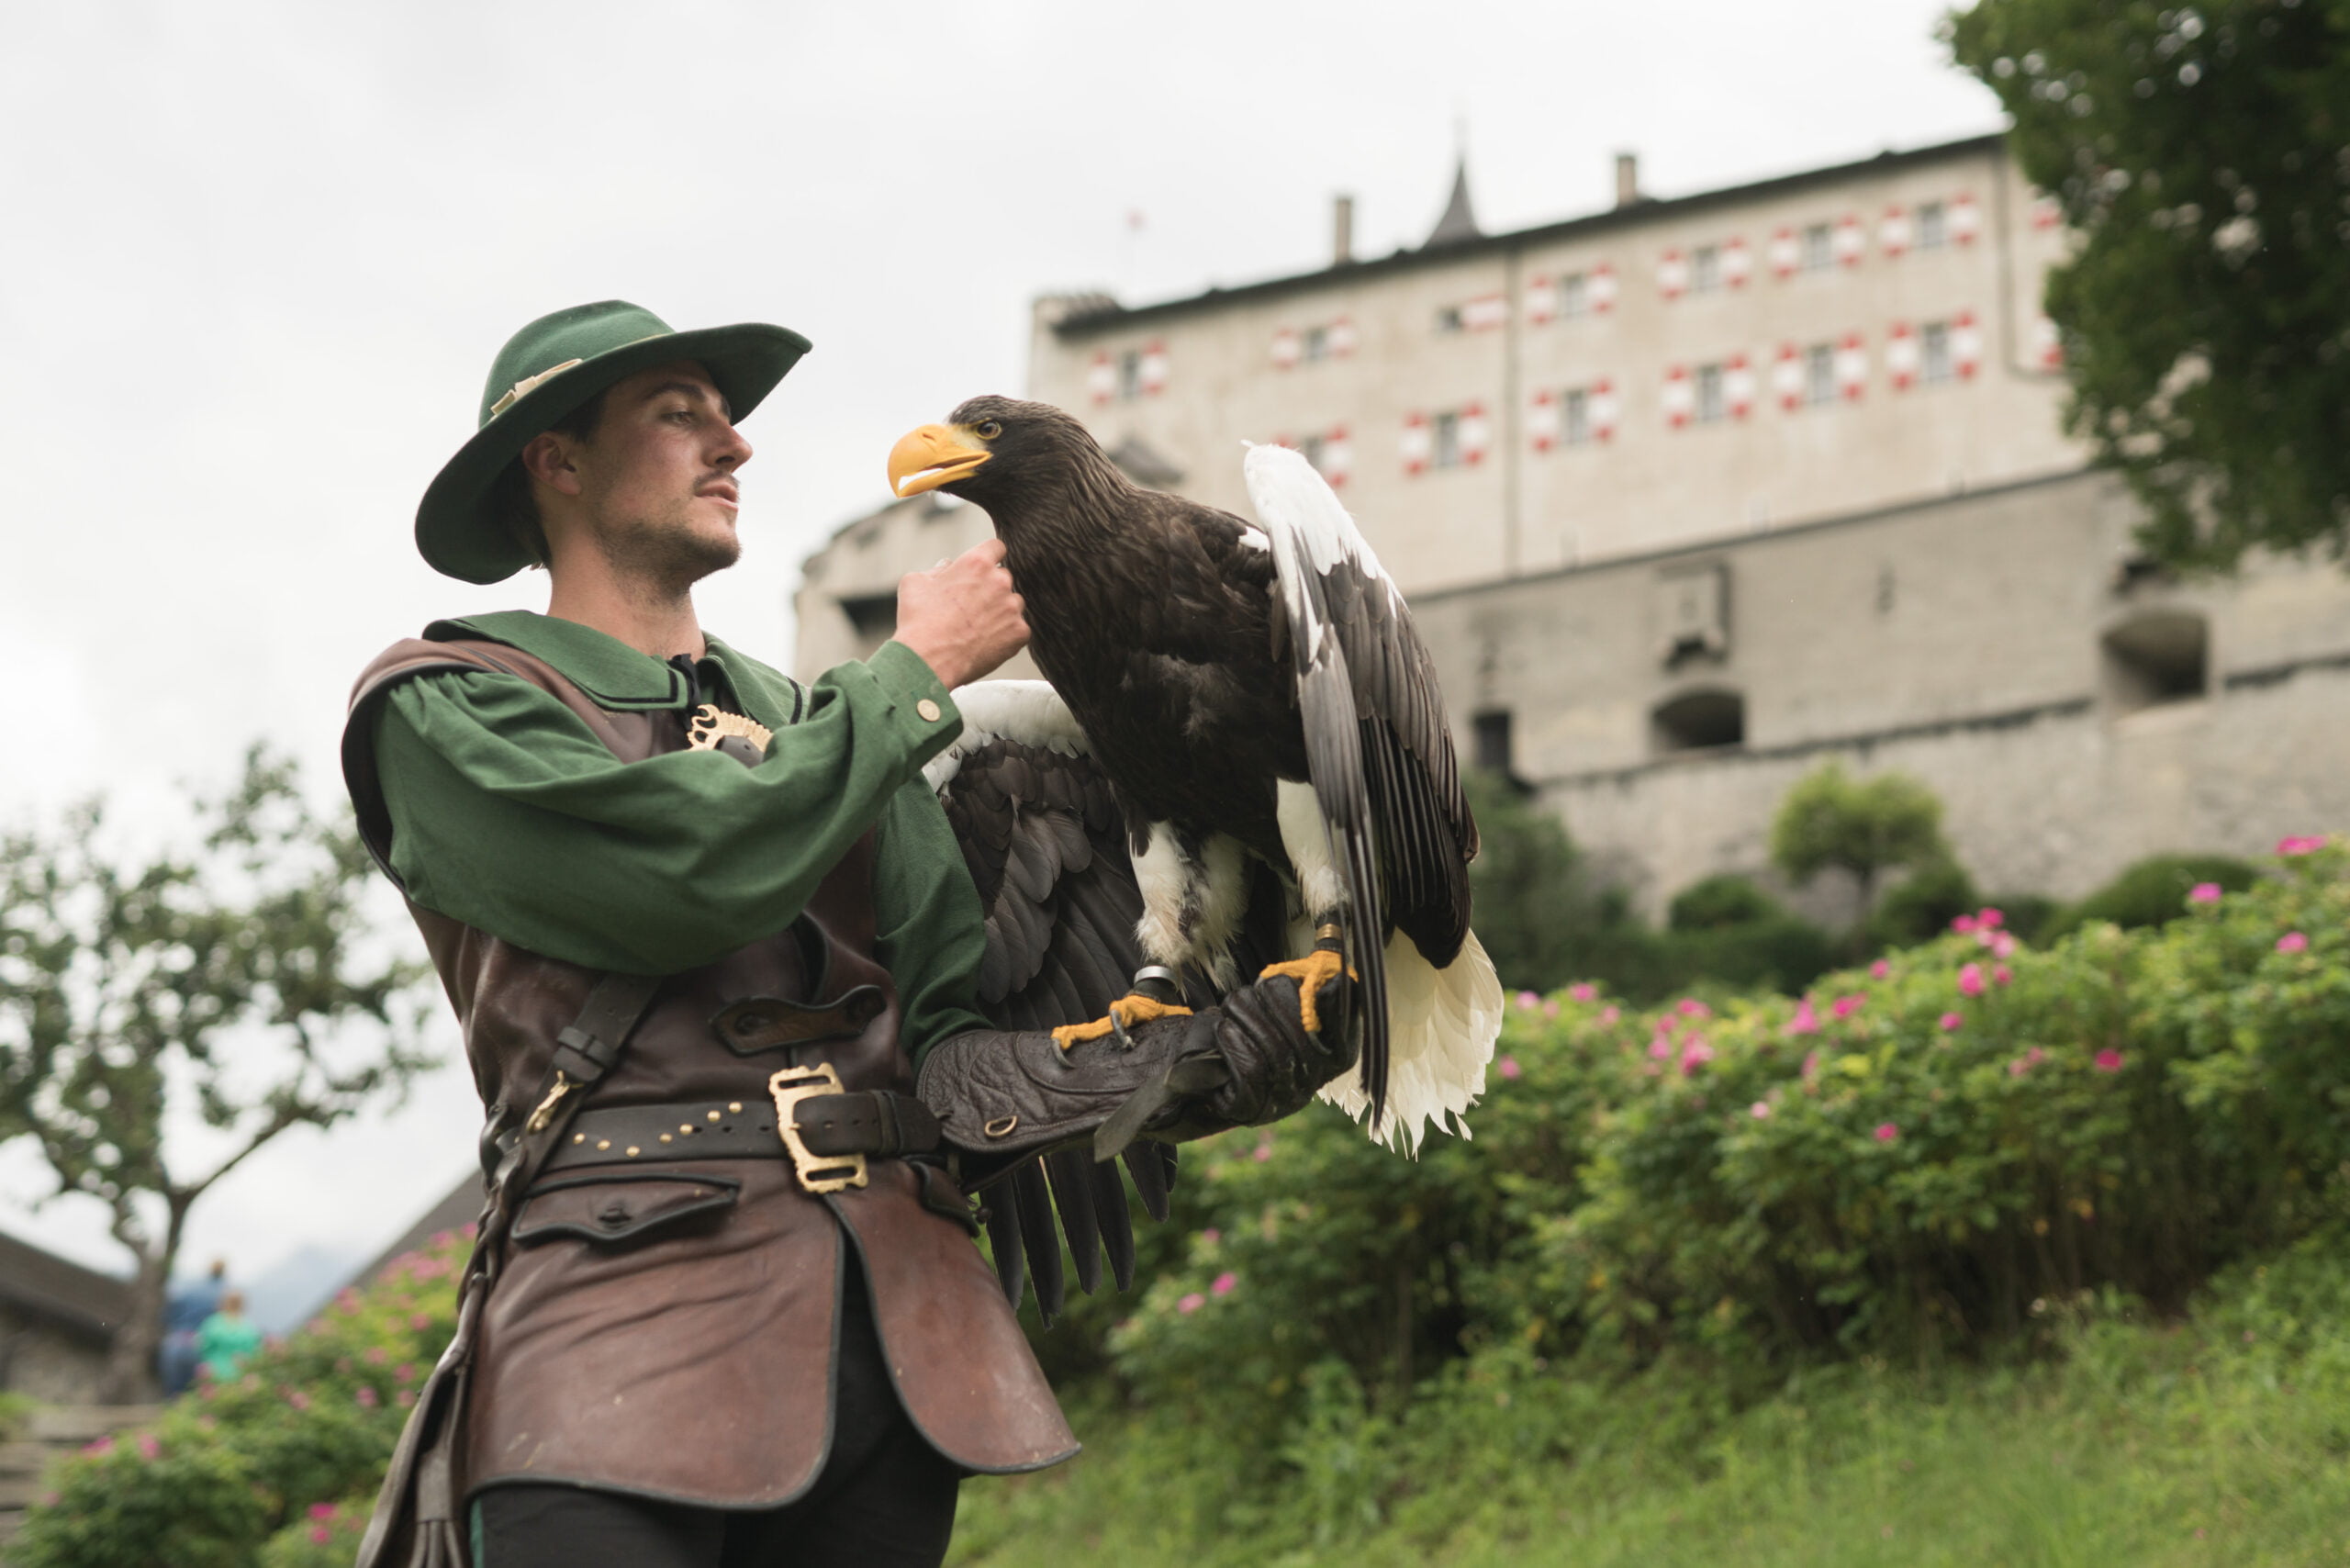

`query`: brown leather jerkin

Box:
[343,635,1075,1510]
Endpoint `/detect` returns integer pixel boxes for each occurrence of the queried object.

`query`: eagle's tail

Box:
[1315,927,1503,1154]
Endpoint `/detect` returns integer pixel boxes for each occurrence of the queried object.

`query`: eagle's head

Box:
[885,396,1119,518]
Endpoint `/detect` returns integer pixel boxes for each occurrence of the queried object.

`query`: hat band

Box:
[488,359,585,420]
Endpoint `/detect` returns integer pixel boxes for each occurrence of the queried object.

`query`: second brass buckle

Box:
[768,1062,868,1194]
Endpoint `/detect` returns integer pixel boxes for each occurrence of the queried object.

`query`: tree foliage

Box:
[0,747,433,1399]
[1461,770,1585,991]
[1768,763,1952,917]
[1947,0,2350,568]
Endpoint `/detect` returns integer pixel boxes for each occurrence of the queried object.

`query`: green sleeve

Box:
[374,640,971,976]
[870,780,994,1071]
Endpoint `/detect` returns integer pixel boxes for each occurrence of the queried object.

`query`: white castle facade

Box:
[796,136,2350,920]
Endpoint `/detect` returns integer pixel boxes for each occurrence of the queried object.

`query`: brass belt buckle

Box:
[768,1063,867,1193]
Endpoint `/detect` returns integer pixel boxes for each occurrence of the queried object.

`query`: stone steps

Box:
[0,1406,162,1557]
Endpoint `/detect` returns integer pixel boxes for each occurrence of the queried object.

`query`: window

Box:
[1116,350,1142,400]
[1432,410,1463,468]
[1302,325,1330,363]
[1691,244,1722,294]
[1472,711,1514,775]
[1562,387,1592,446]
[1560,271,1590,318]
[1435,305,1465,334]
[1917,200,1948,250]
[1651,689,1746,754]
[1921,321,1954,385]
[838,593,897,658]
[1695,363,1727,424]
[1800,222,1833,273]
[2103,610,2209,712]
[1803,342,1837,407]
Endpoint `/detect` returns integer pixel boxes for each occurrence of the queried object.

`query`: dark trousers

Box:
[472,1260,961,1568]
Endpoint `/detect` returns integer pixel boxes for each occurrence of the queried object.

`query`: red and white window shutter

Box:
[1087,352,1114,406]
[1657,249,1690,301]
[2031,196,2062,230]
[1662,365,1695,428]
[1589,263,1618,313]
[1322,425,1353,487]
[1951,193,1982,244]
[1526,274,1558,326]
[1460,402,1491,465]
[2031,314,2063,369]
[1887,321,1919,390]
[1879,205,1913,259]
[1723,237,1751,288]
[1590,378,1620,442]
[1271,329,1301,370]
[1834,215,1865,267]
[1835,333,1869,399]
[1139,340,1169,395]
[1953,310,1984,377]
[1724,353,1756,418]
[1774,342,1804,409]
[1460,295,1508,330]
[1329,317,1357,356]
[1528,388,1560,453]
[1401,411,1432,476]
[1769,228,1799,278]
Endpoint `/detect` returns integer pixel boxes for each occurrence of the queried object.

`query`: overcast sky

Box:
[0,1,2003,1294]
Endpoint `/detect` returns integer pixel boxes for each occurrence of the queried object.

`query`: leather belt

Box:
[537,1068,941,1194]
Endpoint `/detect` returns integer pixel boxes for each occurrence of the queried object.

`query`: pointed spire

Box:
[1426,147,1482,248]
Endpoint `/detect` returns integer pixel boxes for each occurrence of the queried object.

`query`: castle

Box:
[796,136,2350,920]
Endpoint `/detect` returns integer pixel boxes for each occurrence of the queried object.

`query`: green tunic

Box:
[370,610,990,1069]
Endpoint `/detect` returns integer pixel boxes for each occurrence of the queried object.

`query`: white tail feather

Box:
[1316,927,1503,1154]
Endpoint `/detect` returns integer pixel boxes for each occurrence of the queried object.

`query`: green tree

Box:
[1946,0,2350,568]
[0,748,434,1400]
[1769,762,1952,923]
[1462,770,1583,991]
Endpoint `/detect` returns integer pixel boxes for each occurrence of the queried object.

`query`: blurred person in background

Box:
[196,1288,262,1383]
[158,1257,226,1396]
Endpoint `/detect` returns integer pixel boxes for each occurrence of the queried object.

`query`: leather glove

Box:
[1197,969,1358,1127]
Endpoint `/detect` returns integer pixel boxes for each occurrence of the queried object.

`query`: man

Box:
[342,300,1350,1568]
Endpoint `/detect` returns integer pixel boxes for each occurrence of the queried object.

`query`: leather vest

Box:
[344,635,1075,1507]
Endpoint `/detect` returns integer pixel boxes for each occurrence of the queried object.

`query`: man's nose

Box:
[713,422,752,469]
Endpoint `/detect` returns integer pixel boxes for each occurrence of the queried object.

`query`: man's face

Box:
[564,359,753,588]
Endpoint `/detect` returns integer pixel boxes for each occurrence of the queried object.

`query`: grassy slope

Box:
[952,1251,2350,1567]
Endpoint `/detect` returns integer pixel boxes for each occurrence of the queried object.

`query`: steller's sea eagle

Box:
[887,397,1502,1148]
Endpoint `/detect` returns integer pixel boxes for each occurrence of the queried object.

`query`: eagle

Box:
[887,397,1502,1151]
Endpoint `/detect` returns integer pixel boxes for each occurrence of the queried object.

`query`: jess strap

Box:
[537,1089,942,1177]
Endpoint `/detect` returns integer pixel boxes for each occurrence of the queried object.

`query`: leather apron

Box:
[343,634,1076,1509]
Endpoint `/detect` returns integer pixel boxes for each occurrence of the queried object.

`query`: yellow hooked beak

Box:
[887,423,992,498]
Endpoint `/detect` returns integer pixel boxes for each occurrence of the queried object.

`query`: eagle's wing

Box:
[926,680,1181,1322]
[1244,443,1483,1135]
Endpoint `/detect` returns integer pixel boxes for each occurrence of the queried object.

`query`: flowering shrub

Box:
[13,1228,471,1568]
[1107,839,2350,1434]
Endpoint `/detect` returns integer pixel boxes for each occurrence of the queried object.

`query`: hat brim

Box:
[416,321,811,585]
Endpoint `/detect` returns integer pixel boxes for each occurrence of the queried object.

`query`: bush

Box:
[1667,876,1778,932]
[1105,835,2350,1450]
[2043,852,2261,940]
[13,1228,471,1568]
[1462,769,1585,991]
[1866,857,1978,948]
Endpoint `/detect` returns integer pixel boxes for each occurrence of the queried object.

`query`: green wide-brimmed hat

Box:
[416,299,811,583]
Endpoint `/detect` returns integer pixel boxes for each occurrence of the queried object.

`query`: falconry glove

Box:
[916,968,1355,1184]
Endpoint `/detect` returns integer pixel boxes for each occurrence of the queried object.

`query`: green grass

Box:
[952,1248,2350,1567]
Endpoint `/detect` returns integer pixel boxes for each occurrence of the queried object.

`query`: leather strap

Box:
[536,1091,942,1178]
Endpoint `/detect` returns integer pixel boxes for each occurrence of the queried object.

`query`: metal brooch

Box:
[688,704,774,756]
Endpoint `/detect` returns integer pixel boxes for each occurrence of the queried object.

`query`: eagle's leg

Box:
[1050,826,1248,1050]
[1260,780,1353,1035]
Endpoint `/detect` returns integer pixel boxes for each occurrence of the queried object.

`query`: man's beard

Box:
[587,503,741,600]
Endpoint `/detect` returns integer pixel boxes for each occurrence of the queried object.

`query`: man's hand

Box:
[894,539,1029,690]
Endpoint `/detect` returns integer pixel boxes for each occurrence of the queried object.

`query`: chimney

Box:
[1614,151,1640,208]
[1332,193,1355,266]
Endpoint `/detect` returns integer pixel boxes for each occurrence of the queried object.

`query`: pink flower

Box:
[136,1434,160,1461]
[1750,1101,1772,1119]
[1991,933,2018,959]
[1994,964,2013,987]
[1801,1050,1821,1080]
[430,1229,454,1248]
[1870,959,1890,980]
[2009,1046,2046,1077]
[1958,963,1985,997]
[1648,1035,1674,1061]
[1978,908,2005,929]
[2277,931,2310,954]
[397,1391,416,1408]
[1211,1271,1237,1297]
[1598,1005,1620,1025]
[1497,1055,1522,1081]
[1940,1012,1964,1032]
[1177,1293,1205,1315]
[1677,998,1712,1019]
[1253,1140,1272,1163]
[462,1221,479,1238]
[286,1390,311,1412]
[409,1313,432,1331]
[2277,834,2326,856]
[356,1386,379,1408]
[1786,996,1821,1036]
[2188,882,2222,905]
[1874,1123,1899,1143]
[364,1346,387,1365]
[1678,1039,1715,1076]
[1201,1228,1221,1245]
[1831,993,1865,1020]
[1569,983,1597,1003]
[311,1527,332,1545]
[309,1503,337,1521]
[2094,1049,2124,1072]
[1541,999,1560,1019]
[394,1362,416,1383]
[1515,990,1540,1011]
[1952,914,1978,935]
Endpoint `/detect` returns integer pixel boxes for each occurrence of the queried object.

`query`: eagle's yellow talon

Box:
[1051,993,1193,1050]
[1258,948,1350,1034]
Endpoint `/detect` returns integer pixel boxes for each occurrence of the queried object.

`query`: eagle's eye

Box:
[975,419,1003,441]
